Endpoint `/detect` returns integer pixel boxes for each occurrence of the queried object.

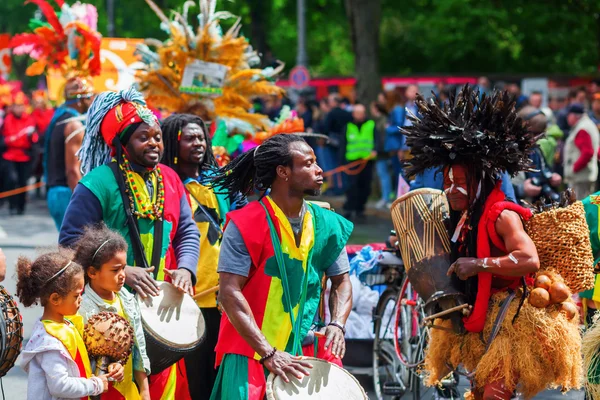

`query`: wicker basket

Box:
[525,201,595,293]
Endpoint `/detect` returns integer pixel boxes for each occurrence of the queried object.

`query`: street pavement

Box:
[0,197,586,399]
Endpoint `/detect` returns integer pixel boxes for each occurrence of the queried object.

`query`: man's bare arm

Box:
[328,273,352,324]
[64,120,83,190]
[217,272,273,356]
[448,210,539,280]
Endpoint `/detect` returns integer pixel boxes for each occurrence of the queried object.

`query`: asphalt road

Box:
[0,197,586,399]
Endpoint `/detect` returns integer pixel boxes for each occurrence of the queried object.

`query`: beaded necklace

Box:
[120,156,165,220]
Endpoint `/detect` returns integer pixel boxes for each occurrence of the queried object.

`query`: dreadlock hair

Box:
[210,134,307,201]
[16,249,83,307]
[403,84,539,184]
[73,223,128,283]
[161,113,217,173]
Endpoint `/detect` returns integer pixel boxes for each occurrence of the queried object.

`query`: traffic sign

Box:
[290,65,310,89]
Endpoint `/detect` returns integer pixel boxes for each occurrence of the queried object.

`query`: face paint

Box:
[492,258,501,268]
[444,167,468,195]
[508,253,519,264]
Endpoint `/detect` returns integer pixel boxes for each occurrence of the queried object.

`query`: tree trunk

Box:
[344,0,381,106]
[247,0,273,67]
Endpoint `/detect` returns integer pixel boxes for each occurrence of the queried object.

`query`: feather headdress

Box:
[136,0,285,136]
[403,85,539,180]
[10,0,101,79]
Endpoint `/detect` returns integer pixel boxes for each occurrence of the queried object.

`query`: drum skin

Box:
[0,286,23,377]
[390,189,467,317]
[137,281,206,373]
[266,357,368,399]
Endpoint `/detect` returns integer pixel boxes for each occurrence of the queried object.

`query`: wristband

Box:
[259,347,277,364]
[328,321,346,335]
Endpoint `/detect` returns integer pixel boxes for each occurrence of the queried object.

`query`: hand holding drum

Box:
[125,266,160,298]
[266,357,368,400]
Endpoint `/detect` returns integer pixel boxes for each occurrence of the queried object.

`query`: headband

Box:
[44,261,72,285]
[91,239,112,265]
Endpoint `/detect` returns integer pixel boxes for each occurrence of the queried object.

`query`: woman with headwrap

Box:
[59,87,200,400]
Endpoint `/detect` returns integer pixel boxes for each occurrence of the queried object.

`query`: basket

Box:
[525,201,595,293]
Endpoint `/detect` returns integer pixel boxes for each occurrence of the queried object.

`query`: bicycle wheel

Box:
[394,276,437,400]
[373,289,409,400]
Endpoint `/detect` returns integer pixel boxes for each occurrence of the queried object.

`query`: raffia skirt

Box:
[423,290,582,399]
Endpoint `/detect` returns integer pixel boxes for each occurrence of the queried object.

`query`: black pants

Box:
[344,160,374,214]
[185,307,221,400]
[4,160,32,213]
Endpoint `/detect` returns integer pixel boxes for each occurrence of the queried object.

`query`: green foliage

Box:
[2,0,599,77]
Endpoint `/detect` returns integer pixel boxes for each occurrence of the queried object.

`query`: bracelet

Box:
[259,347,277,364]
[328,321,346,335]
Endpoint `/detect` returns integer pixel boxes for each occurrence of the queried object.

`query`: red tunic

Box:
[1,112,37,162]
[462,183,533,333]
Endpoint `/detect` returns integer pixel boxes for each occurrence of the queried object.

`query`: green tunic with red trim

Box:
[78,163,183,279]
[215,197,353,364]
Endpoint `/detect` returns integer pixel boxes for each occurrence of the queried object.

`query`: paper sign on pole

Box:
[180,59,228,97]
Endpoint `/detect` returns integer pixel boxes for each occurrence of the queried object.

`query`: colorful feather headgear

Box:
[10,0,101,80]
[136,0,285,136]
[78,86,158,175]
[403,85,539,181]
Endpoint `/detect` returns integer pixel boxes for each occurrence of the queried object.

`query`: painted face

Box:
[54,272,85,316]
[443,165,470,211]
[179,123,207,166]
[89,251,127,294]
[125,122,164,167]
[288,141,324,196]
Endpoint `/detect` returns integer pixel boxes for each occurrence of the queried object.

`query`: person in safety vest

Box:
[341,104,375,221]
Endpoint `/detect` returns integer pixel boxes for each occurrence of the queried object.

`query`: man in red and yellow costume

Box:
[209,133,353,400]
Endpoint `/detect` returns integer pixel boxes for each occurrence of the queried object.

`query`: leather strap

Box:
[108,162,151,272]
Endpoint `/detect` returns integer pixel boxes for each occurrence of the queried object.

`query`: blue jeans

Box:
[375,159,393,202]
[47,186,72,230]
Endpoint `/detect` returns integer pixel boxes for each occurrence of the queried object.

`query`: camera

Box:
[530,170,560,203]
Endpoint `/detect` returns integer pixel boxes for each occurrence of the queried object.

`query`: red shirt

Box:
[1,113,37,162]
[31,107,54,136]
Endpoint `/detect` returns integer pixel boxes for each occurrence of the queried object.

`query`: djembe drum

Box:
[266,357,368,399]
[0,286,23,378]
[390,189,469,329]
[137,281,206,373]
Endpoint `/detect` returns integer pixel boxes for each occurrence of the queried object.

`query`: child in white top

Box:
[17,249,124,400]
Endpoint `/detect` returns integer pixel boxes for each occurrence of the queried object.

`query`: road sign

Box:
[290,65,310,89]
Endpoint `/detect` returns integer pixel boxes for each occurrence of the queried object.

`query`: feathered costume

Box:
[403,86,582,398]
[136,0,285,137]
[10,0,101,82]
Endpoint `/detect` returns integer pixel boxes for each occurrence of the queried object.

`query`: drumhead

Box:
[266,357,368,399]
[137,281,205,348]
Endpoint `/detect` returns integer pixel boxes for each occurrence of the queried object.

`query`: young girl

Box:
[17,249,124,399]
[75,224,151,400]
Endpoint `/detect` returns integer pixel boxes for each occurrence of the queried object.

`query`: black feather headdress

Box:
[403,85,538,180]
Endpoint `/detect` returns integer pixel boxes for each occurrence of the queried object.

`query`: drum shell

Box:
[0,286,23,377]
[390,189,467,318]
[266,357,368,399]
[141,327,204,374]
[138,282,206,374]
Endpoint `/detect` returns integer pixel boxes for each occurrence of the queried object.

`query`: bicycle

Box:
[373,254,457,400]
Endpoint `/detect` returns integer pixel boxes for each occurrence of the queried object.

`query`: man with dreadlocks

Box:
[161,113,247,399]
[58,87,200,400]
[404,86,581,399]
[208,133,353,400]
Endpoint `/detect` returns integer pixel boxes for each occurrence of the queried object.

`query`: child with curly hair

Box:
[17,249,124,399]
[75,224,151,400]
